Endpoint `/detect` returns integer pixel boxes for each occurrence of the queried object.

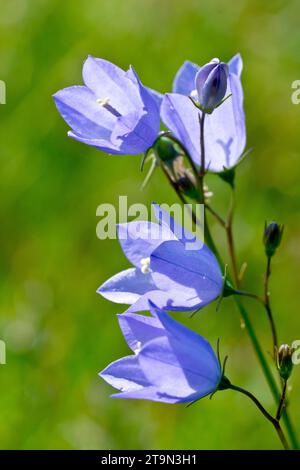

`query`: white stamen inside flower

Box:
[96,97,121,118]
[190,89,198,100]
[135,341,142,354]
[96,97,110,106]
[140,257,151,274]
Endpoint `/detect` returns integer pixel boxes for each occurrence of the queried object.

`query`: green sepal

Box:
[217,375,232,391]
[216,266,235,312]
[218,167,236,188]
[217,148,253,188]
[189,93,232,114]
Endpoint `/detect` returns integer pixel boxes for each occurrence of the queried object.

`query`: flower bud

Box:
[195,58,229,112]
[153,136,181,163]
[277,344,294,381]
[176,170,200,201]
[263,222,284,257]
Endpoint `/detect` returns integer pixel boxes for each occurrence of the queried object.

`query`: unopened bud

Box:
[195,58,229,112]
[277,344,294,381]
[176,170,200,201]
[153,136,181,163]
[263,222,284,257]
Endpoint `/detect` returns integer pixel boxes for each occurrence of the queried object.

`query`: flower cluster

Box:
[54,53,245,172]
[54,53,296,449]
[54,54,238,403]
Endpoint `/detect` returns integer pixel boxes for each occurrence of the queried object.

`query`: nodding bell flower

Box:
[194,58,229,112]
[99,302,222,403]
[98,203,223,313]
[263,222,284,258]
[53,56,162,155]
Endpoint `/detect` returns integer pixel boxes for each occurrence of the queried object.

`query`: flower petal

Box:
[53,86,115,138]
[146,88,163,113]
[228,53,243,77]
[195,61,220,102]
[152,203,201,249]
[161,82,246,172]
[127,280,206,312]
[82,56,140,115]
[150,240,223,310]
[123,288,185,313]
[204,72,246,170]
[149,302,220,371]
[68,130,122,154]
[173,61,199,95]
[99,355,150,392]
[117,221,176,268]
[111,386,184,403]
[97,267,156,304]
[106,66,161,153]
[110,111,158,154]
[126,66,162,118]
[111,386,186,405]
[126,280,220,312]
[161,93,201,167]
[139,336,220,400]
[117,312,164,353]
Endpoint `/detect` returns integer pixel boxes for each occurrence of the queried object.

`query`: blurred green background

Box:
[0,0,300,450]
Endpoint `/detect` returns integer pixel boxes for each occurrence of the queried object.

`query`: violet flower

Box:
[161,54,246,172]
[100,302,222,403]
[98,204,223,312]
[53,56,161,155]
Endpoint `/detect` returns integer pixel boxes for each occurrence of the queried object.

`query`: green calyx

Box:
[217,375,232,391]
[189,93,232,114]
[219,167,236,188]
[217,148,253,188]
[211,339,231,397]
[216,267,236,312]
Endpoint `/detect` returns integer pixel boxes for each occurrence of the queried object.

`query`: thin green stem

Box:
[233,296,278,398]
[199,112,206,178]
[204,212,222,264]
[225,190,240,287]
[199,112,206,202]
[206,204,226,227]
[228,383,289,450]
[264,256,278,355]
[206,191,240,286]
[233,289,264,304]
[276,380,287,421]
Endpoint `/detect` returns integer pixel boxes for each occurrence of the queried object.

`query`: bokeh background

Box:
[0,0,300,450]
